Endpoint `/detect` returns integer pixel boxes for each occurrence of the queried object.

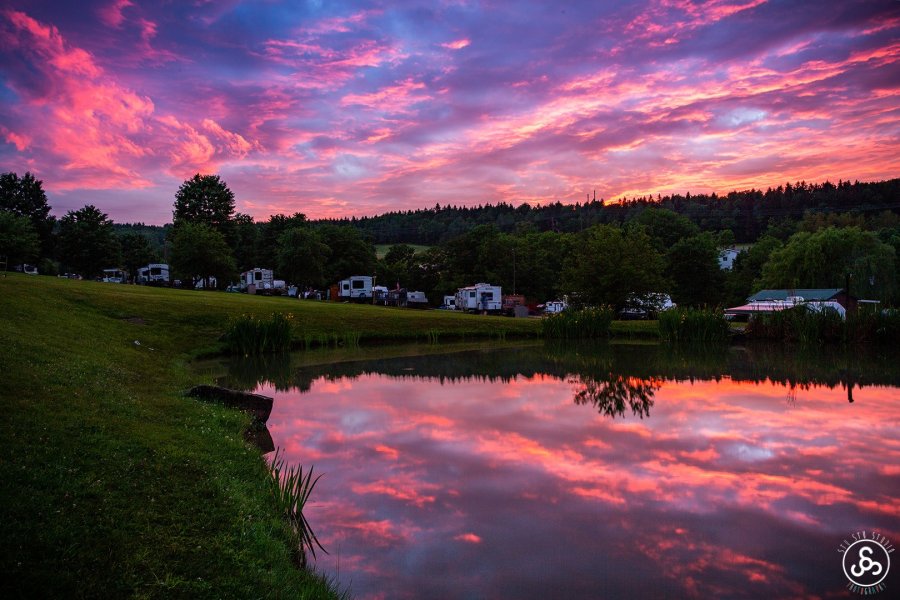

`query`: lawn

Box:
[0,274,542,598]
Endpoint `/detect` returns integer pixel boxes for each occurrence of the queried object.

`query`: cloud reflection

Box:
[255,349,900,599]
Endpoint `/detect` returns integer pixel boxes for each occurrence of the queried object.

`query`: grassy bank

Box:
[0,274,542,598]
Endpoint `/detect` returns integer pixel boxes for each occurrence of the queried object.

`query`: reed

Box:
[542,306,614,339]
[224,312,293,355]
[269,449,327,569]
[747,306,900,345]
[658,307,729,345]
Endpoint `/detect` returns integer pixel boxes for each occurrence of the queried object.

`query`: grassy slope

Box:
[0,275,539,598]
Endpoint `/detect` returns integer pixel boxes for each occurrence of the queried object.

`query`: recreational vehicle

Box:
[406,290,429,308]
[101,268,126,283]
[14,264,38,275]
[240,268,285,294]
[338,275,374,301]
[455,283,502,313]
[441,295,457,310]
[544,300,568,314]
[137,263,170,285]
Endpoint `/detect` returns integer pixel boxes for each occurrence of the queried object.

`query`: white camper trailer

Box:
[102,268,126,283]
[441,295,457,310]
[406,291,429,308]
[137,263,170,285]
[544,300,568,314]
[456,283,502,313]
[338,275,374,301]
[241,268,285,294]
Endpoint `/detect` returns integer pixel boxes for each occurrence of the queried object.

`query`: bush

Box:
[658,307,729,345]
[224,313,293,355]
[745,306,900,345]
[543,306,614,339]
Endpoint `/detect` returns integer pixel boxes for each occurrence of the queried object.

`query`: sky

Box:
[1,0,899,225]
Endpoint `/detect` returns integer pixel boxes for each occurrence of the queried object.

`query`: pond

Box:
[221,343,900,599]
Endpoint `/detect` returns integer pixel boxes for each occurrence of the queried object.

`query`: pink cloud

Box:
[441,38,470,50]
[1,10,256,190]
[98,0,133,28]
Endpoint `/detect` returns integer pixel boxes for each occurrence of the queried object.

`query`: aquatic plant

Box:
[269,449,327,569]
[658,307,729,345]
[746,305,900,345]
[542,307,614,339]
[224,313,293,355]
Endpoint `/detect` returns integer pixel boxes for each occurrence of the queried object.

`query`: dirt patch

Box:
[123,316,146,325]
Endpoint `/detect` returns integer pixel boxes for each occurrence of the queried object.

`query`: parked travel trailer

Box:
[137,263,170,285]
[102,268,126,283]
[544,300,568,314]
[14,264,38,275]
[338,275,374,301]
[441,295,457,310]
[455,283,502,313]
[406,291,429,308]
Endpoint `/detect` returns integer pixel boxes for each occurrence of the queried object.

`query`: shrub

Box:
[224,313,293,355]
[543,306,614,339]
[658,307,729,345]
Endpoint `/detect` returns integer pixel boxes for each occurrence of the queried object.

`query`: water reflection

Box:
[571,374,661,418]
[222,344,900,599]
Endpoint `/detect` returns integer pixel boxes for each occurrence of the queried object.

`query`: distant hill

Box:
[313,178,900,244]
[110,178,900,246]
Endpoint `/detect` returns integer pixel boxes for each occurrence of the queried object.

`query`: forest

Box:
[2,172,899,309]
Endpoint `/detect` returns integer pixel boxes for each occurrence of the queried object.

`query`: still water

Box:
[225,344,900,599]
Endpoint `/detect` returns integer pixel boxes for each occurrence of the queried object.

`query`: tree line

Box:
[2,171,898,307]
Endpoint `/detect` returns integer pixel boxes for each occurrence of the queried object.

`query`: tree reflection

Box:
[571,375,662,419]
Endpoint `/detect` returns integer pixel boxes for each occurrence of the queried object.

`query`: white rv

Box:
[544,300,568,314]
[241,268,285,294]
[407,291,429,308]
[137,263,170,285]
[442,295,457,310]
[456,283,502,313]
[102,268,126,283]
[338,275,374,301]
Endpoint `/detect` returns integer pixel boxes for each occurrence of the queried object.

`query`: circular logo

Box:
[842,538,891,588]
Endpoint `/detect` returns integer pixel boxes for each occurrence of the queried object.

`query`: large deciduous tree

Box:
[0,171,55,255]
[759,226,897,301]
[318,224,377,283]
[169,222,236,289]
[172,174,236,239]
[277,227,331,289]
[118,232,158,281]
[563,224,666,309]
[666,232,726,307]
[0,211,40,267]
[57,205,120,278]
[632,207,700,252]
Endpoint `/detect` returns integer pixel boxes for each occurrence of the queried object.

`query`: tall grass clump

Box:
[543,306,614,339]
[658,307,729,345]
[269,449,327,569]
[224,312,293,355]
[747,306,900,345]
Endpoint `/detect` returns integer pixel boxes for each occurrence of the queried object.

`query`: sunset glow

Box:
[1,1,898,223]
[256,366,900,599]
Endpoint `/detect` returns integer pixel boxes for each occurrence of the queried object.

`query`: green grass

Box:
[0,274,541,597]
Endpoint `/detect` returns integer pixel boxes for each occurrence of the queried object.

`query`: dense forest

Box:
[3,172,899,308]
[317,179,900,244]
